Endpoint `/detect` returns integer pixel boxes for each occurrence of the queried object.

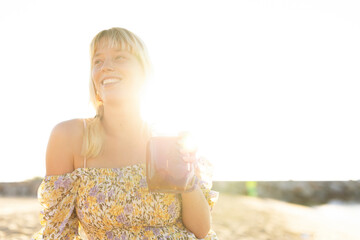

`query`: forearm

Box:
[181,185,211,239]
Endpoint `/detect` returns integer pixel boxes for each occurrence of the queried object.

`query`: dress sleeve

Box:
[196,157,219,211]
[31,172,82,240]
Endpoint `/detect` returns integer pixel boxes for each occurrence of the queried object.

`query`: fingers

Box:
[179,149,197,163]
[182,155,197,163]
[176,131,198,163]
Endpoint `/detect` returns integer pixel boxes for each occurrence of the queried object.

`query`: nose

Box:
[101,58,115,71]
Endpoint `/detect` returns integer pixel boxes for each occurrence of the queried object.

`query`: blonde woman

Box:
[32,27,218,240]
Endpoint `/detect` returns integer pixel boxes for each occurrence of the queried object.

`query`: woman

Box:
[32,27,218,239]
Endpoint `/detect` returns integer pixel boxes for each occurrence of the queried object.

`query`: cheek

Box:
[91,68,100,88]
[130,65,146,84]
[91,67,97,79]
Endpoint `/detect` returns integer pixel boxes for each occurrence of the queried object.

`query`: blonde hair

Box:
[82,27,153,159]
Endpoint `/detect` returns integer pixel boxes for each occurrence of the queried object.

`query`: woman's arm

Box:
[31,119,83,240]
[46,119,82,175]
[177,132,211,238]
[181,186,211,239]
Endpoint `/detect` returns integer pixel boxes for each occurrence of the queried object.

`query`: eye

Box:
[93,59,103,65]
[115,55,125,60]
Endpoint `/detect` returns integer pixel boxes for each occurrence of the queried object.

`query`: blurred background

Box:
[0,0,359,239]
[0,0,359,182]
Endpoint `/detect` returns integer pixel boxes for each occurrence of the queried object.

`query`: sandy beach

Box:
[1,194,359,240]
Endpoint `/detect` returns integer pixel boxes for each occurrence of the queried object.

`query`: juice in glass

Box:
[146,136,197,193]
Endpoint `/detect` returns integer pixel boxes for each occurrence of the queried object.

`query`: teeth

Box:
[102,78,121,85]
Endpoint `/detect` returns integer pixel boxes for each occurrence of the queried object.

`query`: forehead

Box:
[94,48,131,58]
[93,38,133,56]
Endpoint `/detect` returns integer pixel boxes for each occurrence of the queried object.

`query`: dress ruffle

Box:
[32,171,82,240]
[32,163,219,240]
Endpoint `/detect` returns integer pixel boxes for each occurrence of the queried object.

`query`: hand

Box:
[177,131,198,164]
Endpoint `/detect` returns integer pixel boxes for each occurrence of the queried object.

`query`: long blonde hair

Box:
[82,27,153,159]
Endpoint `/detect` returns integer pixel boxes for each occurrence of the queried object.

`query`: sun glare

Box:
[139,74,224,178]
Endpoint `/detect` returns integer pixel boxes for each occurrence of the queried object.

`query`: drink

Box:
[146,136,197,193]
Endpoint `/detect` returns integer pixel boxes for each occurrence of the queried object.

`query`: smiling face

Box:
[91,39,146,107]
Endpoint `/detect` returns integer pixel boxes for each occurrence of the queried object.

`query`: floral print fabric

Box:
[31,162,219,240]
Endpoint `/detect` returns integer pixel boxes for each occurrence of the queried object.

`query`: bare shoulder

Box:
[45,118,85,176]
[52,119,84,137]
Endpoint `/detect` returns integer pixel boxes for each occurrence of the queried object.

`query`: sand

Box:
[0,194,359,240]
[212,194,360,240]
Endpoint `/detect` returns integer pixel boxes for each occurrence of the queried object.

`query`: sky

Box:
[0,0,359,182]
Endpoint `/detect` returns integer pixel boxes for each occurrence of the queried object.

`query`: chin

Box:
[105,97,140,107]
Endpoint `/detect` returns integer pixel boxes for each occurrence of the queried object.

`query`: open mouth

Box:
[101,78,122,86]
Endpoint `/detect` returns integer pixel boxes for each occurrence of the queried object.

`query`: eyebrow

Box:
[94,49,127,58]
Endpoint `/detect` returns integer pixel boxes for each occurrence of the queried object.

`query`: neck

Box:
[100,101,148,141]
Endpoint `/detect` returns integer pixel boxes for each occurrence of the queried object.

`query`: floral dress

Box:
[31,160,219,239]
